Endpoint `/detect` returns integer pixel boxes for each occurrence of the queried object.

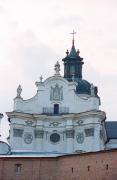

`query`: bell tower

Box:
[62,30,84,82]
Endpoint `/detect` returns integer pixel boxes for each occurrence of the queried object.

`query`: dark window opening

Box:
[106,164,108,170]
[54,104,59,114]
[15,164,22,174]
[88,166,90,171]
[72,167,73,173]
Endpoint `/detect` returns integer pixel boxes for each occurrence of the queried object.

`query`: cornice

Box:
[6,110,106,122]
[62,110,106,121]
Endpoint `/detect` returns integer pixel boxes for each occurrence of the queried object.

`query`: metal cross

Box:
[70,30,76,42]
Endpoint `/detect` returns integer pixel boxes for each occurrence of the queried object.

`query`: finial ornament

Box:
[77,49,80,55]
[40,75,43,82]
[16,85,22,98]
[90,84,95,96]
[70,30,76,46]
[54,61,60,76]
[66,49,69,56]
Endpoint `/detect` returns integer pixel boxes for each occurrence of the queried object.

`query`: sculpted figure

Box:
[17,85,22,98]
[54,61,60,75]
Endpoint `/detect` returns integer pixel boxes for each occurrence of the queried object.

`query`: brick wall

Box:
[57,150,117,180]
[0,150,117,180]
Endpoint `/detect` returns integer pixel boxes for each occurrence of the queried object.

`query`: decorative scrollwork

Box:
[24,133,33,144]
[49,122,61,127]
[76,132,84,144]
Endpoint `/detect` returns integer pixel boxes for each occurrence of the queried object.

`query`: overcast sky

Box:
[0,0,117,141]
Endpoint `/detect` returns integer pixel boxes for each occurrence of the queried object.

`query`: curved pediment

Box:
[44,75,70,86]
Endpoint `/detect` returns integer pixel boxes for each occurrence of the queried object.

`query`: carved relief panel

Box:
[50,84,63,101]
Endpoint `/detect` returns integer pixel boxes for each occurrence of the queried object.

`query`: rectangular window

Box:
[35,130,44,138]
[15,164,22,174]
[85,128,94,137]
[13,129,23,137]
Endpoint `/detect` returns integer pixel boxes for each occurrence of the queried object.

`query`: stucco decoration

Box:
[13,129,23,137]
[25,120,34,126]
[76,120,84,126]
[76,132,84,144]
[24,133,33,144]
[66,130,74,138]
[50,84,63,101]
[35,130,44,138]
[49,122,61,127]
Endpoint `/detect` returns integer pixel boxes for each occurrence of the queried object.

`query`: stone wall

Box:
[0,150,117,180]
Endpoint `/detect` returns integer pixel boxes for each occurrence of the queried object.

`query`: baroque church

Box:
[0,33,117,180]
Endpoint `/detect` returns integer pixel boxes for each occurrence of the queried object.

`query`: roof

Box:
[0,149,117,158]
[0,151,69,157]
[68,45,78,59]
[76,79,91,95]
[106,121,117,139]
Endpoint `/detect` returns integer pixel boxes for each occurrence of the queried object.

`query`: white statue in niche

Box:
[50,84,63,101]
[16,85,22,98]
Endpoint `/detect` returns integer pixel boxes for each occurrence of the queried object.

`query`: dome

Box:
[76,79,91,95]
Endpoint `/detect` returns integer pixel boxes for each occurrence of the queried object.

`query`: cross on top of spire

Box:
[70,30,76,46]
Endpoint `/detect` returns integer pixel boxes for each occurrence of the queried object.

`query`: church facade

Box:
[6,36,107,155]
[0,34,117,179]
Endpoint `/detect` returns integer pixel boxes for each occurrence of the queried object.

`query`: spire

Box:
[69,30,78,59]
[62,31,84,81]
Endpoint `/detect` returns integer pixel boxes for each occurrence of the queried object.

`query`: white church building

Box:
[1,33,117,156]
